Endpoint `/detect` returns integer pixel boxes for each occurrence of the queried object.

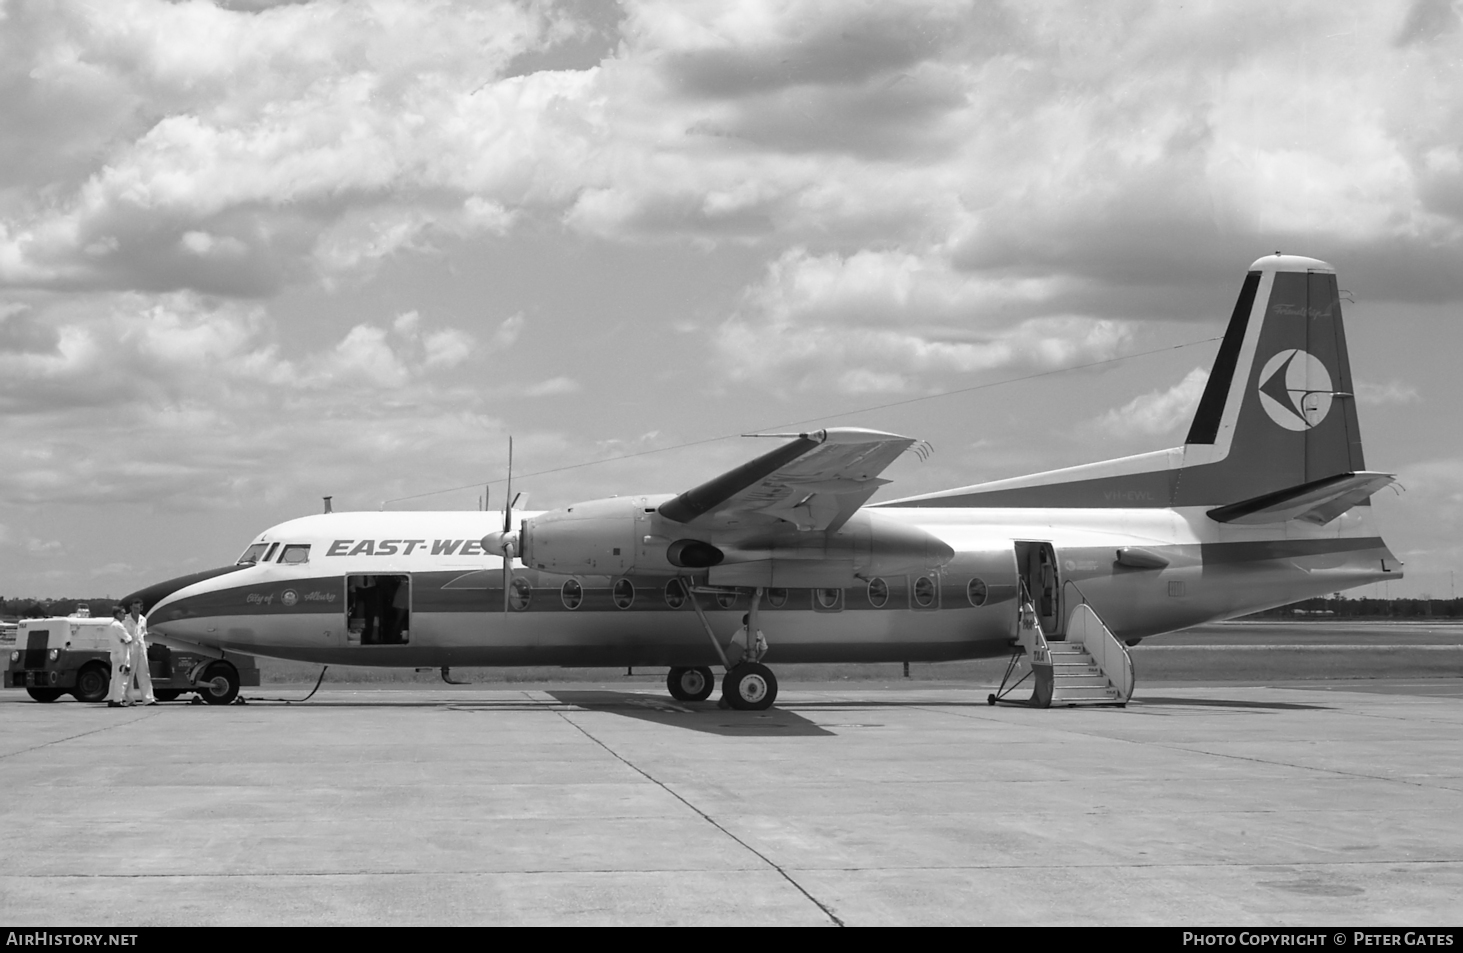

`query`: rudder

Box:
[1174,255,1365,506]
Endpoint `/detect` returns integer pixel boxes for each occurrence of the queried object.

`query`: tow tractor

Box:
[4,616,259,704]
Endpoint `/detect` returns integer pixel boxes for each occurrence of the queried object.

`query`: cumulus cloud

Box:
[0,0,581,293]
[0,292,500,507]
[524,376,582,397]
[715,246,1131,392]
[1357,380,1423,406]
[5,0,1462,308]
[1096,367,1210,438]
[0,304,60,354]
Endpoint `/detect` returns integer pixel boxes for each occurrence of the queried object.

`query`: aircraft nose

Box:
[121,565,248,616]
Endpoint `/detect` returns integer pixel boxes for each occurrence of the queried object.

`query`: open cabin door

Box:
[345,574,412,645]
[1014,541,1062,638]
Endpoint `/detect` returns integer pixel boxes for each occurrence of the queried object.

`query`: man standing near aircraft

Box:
[105,605,133,708]
[727,613,767,667]
[123,599,156,706]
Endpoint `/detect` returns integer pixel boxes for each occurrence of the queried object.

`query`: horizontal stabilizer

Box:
[1206,471,1396,525]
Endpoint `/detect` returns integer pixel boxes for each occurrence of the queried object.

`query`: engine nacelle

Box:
[707,510,954,588]
[518,496,652,576]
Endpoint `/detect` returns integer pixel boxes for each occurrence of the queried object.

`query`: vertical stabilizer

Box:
[1174,255,1365,505]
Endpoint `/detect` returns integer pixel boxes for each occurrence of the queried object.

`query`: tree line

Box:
[1244,595,1462,620]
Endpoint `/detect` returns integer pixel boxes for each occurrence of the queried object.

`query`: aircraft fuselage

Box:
[146,502,1394,668]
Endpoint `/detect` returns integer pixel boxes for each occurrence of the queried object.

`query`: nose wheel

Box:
[667,666,715,701]
[722,662,778,711]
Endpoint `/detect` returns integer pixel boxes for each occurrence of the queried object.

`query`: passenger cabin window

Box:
[561,580,583,610]
[346,574,410,645]
[278,544,311,565]
[236,543,267,566]
[766,588,788,608]
[613,579,635,610]
[913,576,937,608]
[967,578,988,607]
[510,578,532,611]
[664,579,686,609]
[715,590,738,610]
[815,588,842,610]
[867,578,889,608]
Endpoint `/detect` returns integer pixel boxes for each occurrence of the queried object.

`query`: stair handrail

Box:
[1066,601,1135,703]
[1063,578,1090,608]
[1017,580,1051,667]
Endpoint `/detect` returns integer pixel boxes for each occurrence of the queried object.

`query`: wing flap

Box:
[660,428,916,533]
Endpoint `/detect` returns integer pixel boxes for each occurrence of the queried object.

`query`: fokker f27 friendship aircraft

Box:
[129,255,1401,710]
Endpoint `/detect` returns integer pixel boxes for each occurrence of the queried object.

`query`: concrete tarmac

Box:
[2,678,1461,926]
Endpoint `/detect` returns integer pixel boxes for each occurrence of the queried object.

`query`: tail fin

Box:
[1173,254,1366,505]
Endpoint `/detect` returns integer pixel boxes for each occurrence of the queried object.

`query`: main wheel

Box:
[721,662,778,711]
[154,689,182,702]
[197,662,240,706]
[72,663,110,703]
[26,687,64,703]
[667,666,715,702]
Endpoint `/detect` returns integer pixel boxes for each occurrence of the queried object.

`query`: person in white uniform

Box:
[727,613,768,667]
[123,599,156,706]
[105,605,133,707]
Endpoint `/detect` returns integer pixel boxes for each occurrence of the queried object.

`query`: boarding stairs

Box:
[988,595,1134,708]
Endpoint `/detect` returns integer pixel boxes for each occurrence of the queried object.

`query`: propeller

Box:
[480,437,521,614]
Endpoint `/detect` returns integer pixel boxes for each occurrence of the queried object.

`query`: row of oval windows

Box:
[510,577,995,611]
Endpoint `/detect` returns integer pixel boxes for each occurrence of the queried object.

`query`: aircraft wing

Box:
[658,428,918,533]
[1206,471,1397,525]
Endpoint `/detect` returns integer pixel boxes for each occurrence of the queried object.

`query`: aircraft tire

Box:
[722,662,777,711]
[26,687,64,703]
[667,666,715,702]
[198,662,240,706]
[72,662,110,703]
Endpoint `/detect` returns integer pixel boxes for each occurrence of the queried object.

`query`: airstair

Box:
[988,595,1134,708]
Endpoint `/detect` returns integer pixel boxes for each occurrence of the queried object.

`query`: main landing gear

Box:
[721,662,777,711]
[667,666,715,702]
[678,581,781,711]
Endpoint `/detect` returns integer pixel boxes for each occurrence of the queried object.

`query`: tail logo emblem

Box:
[1258,349,1333,431]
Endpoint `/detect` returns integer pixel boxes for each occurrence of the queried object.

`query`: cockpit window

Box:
[278,544,311,565]
[236,543,267,566]
[263,543,279,562]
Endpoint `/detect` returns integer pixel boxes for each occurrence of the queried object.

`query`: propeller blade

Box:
[502,437,514,615]
[503,436,513,534]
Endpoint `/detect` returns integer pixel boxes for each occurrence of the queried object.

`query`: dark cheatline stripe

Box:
[1186,270,1259,445]
[122,564,251,614]
[152,577,346,622]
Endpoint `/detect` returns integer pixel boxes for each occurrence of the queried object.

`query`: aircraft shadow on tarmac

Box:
[1134,696,1332,711]
[546,690,836,737]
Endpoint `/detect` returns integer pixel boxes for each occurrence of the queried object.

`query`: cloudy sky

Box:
[2,0,1460,600]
